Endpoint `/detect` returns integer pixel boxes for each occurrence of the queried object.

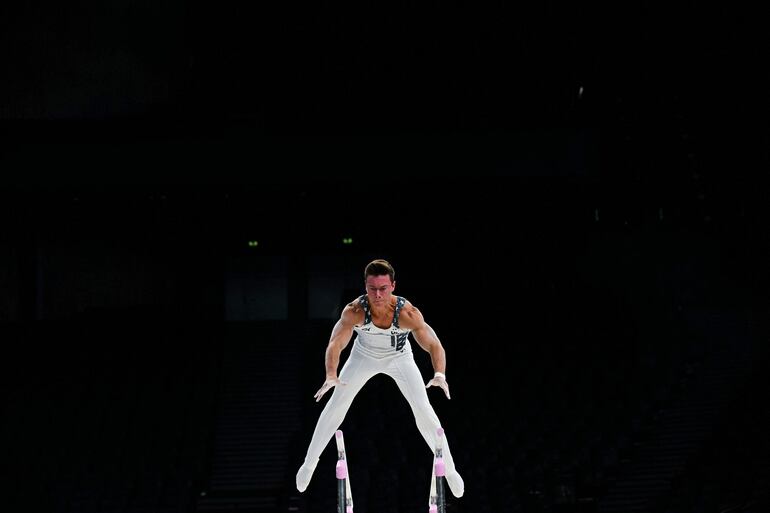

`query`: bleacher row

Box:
[653,331,770,513]
[2,304,766,513]
[2,321,221,513]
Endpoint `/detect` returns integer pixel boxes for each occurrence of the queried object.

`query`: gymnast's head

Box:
[364,259,396,305]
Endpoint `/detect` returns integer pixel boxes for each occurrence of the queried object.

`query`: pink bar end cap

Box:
[336,430,343,438]
[429,505,438,513]
[336,460,348,479]
[435,457,446,477]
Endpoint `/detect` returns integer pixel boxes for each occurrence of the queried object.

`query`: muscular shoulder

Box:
[341,299,366,325]
[398,300,426,330]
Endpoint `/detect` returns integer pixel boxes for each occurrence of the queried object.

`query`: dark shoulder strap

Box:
[392,296,406,328]
[359,295,371,325]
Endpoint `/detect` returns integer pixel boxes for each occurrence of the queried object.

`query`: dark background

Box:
[1,2,769,513]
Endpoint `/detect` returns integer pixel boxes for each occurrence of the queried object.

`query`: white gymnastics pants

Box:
[301,345,457,472]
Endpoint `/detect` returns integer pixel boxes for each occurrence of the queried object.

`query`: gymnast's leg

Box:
[388,355,465,498]
[296,349,377,492]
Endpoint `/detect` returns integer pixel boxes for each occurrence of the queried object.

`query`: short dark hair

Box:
[364,259,395,283]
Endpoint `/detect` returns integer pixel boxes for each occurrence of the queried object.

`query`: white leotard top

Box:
[352,295,413,358]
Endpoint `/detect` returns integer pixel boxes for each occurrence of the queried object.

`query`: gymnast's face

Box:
[365,275,395,307]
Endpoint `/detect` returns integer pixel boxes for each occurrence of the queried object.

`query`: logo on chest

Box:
[390,332,408,351]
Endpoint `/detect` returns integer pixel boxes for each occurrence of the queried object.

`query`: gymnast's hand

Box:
[314,376,347,402]
[425,373,451,400]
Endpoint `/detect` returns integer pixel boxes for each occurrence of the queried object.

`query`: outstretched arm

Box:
[412,322,446,376]
[410,309,451,400]
[314,305,356,402]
